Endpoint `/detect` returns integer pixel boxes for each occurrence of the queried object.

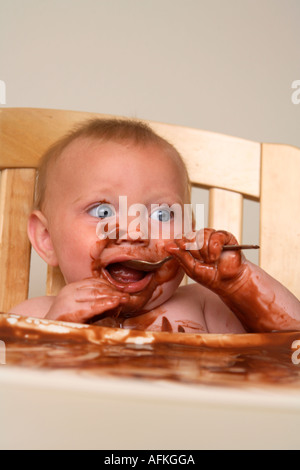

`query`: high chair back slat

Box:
[0,108,299,309]
[0,168,36,312]
[208,188,243,243]
[149,121,261,198]
[0,108,114,169]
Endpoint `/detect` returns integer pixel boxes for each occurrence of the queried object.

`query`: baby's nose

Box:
[116,227,150,246]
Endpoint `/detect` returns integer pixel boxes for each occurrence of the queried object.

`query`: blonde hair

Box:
[35,118,191,210]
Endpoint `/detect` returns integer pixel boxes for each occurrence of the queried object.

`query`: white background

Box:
[0,0,299,296]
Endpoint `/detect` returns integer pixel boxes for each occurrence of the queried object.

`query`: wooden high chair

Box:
[1,107,300,313]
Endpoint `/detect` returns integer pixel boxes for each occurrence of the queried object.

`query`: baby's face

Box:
[44,137,189,315]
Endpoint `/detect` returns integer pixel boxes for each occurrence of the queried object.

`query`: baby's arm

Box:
[166,229,300,332]
[216,261,300,332]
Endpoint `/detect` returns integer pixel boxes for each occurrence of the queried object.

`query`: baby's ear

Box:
[27,211,59,267]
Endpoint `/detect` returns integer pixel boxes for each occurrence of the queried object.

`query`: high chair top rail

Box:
[0,107,261,198]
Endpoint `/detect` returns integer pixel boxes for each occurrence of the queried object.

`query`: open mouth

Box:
[102,262,153,293]
[107,263,147,283]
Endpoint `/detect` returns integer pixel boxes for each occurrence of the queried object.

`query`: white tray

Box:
[1,314,300,450]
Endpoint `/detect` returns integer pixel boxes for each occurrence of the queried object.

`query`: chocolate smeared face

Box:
[91,238,184,317]
[41,138,188,322]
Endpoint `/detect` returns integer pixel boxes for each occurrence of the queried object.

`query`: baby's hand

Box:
[166,229,247,294]
[45,278,130,323]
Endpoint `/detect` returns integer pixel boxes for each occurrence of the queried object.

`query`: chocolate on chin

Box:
[1,313,300,390]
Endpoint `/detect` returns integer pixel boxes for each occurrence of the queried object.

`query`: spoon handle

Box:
[223,244,260,251]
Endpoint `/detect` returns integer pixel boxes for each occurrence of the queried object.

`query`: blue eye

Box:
[88,203,115,219]
[151,208,173,222]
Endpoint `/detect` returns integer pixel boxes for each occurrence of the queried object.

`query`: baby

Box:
[9,118,300,333]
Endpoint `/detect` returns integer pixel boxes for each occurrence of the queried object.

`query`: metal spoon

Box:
[123,244,260,271]
[123,256,174,271]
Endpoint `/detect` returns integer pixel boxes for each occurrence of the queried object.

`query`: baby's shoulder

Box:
[8,295,55,318]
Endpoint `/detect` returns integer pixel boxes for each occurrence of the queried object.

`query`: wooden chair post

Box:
[208,188,243,243]
[0,168,36,311]
[260,143,300,299]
